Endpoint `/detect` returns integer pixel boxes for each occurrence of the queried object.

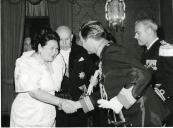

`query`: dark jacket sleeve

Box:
[79,44,152,112]
[102,44,152,109]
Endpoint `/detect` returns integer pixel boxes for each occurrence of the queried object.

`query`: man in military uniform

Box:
[134,18,162,86]
[72,20,168,126]
[134,18,171,126]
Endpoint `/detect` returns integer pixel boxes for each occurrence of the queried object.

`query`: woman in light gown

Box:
[10,29,77,127]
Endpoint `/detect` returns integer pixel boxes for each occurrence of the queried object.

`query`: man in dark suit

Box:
[55,26,95,127]
[134,18,171,126]
[72,20,169,127]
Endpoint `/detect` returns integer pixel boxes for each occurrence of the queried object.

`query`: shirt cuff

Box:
[117,87,136,109]
[79,96,94,113]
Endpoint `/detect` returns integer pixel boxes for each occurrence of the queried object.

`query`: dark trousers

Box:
[56,109,87,127]
[165,100,173,126]
[166,114,173,126]
[92,108,109,127]
[143,87,169,126]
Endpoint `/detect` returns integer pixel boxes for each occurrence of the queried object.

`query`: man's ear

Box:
[147,27,153,34]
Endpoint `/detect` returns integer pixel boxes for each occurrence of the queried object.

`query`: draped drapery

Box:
[26,0,48,16]
[47,0,73,31]
[25,0,73,30]
[1,0,25,113]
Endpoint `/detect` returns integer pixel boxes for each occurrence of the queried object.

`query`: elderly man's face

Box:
[57,29,73,50]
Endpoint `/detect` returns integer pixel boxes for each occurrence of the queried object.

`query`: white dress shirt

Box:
[60,48,71,66]
[60,49,71,77]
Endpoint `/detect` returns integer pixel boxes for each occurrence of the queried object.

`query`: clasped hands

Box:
[58,97,123,114]
[58,99,82,114]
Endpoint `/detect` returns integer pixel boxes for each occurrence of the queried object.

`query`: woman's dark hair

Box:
[32,28,60,52]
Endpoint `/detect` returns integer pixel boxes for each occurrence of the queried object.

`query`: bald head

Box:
[56,26,73,50]
[56,26,72,35]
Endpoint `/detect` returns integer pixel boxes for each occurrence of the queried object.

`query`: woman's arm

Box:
[28,89,63,106]
[28,89,78,113]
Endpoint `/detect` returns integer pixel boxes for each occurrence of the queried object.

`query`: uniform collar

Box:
[147,37,159,50]
[100,43,110,60]
[96,40,110,58]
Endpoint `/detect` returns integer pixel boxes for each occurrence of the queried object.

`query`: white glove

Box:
[97,97,123,114]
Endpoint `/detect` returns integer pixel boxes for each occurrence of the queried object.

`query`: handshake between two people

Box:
[58,67,136,114]
[56,69,102,114]
[57,68,125,114]
[57,99,82,114]
[57,96,124,114]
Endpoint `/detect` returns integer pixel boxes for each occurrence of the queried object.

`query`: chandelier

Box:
[105,0,126,30]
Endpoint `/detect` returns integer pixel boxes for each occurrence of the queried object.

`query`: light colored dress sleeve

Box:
[51,53,65,92]
[14,58,41,92]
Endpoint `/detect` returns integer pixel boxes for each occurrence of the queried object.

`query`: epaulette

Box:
[159,40,173,57]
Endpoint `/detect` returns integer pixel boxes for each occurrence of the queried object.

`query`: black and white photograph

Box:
[1,0,173,127]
